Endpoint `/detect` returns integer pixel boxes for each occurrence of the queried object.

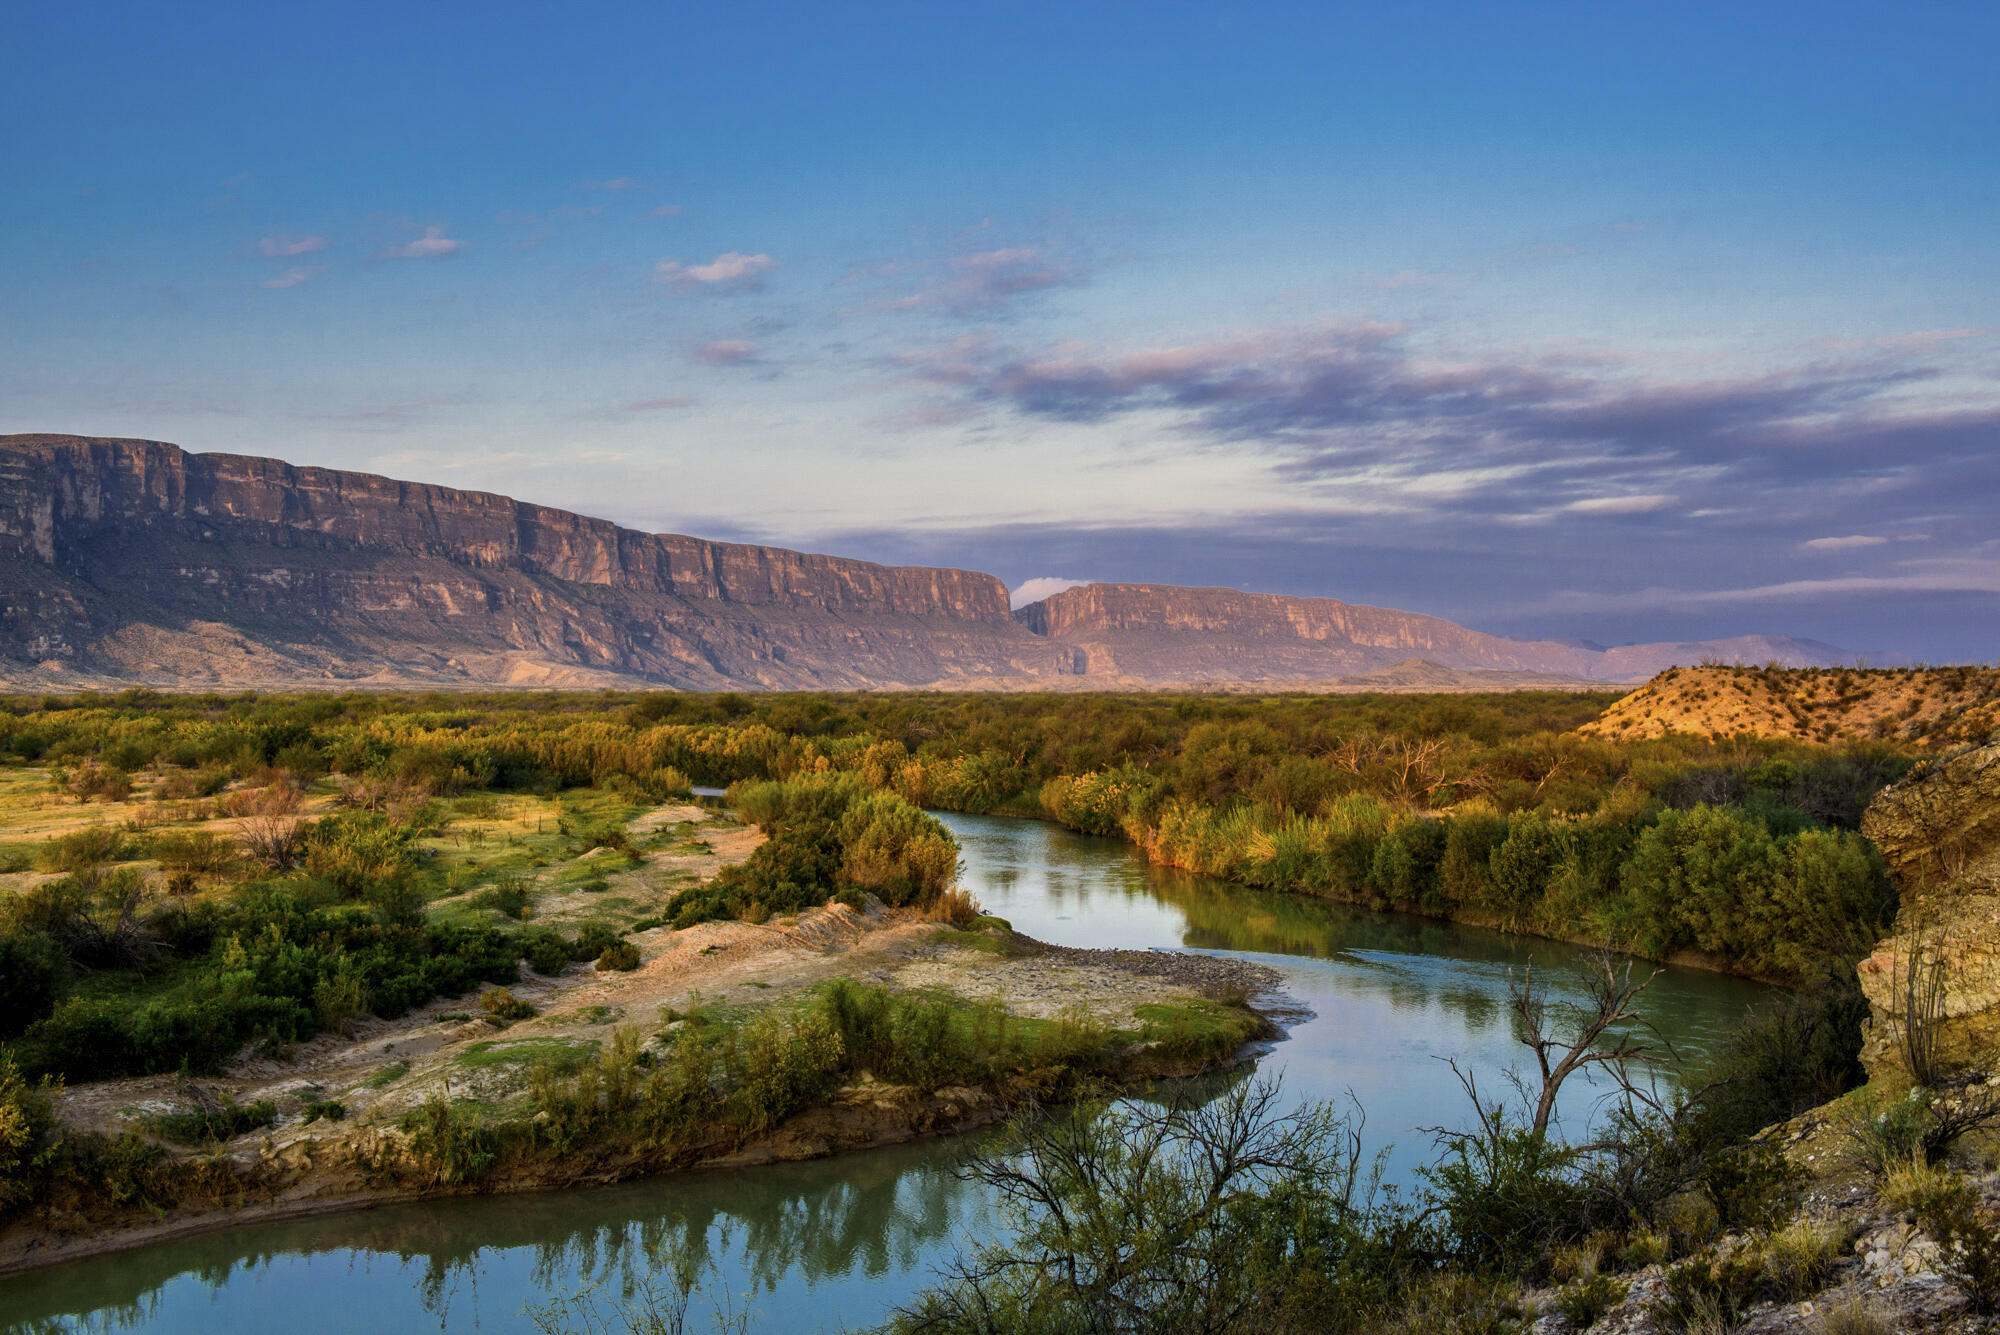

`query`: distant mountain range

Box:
[0,435,1856,691]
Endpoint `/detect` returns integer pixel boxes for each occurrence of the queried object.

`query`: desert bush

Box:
[148,829,238,879]
[300,810,426,899]
[594,940,641,972]
[1758,1217,1845,1300]
[143,1094,277,1145]
[1555,1272,1626,1328]
[63,762,133,803]
[474,875,532,920]
[1898,1169,2000,1312]
[35,826,126,873]
[480,987,536,1025]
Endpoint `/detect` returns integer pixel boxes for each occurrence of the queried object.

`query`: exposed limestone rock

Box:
[1857,743,2000,1079]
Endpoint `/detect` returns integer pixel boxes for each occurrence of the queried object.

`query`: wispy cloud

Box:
[1564,494,1673,515]
[1802,534,1891,551]
[1544,558,2000,609]
[651,204,684,218]
[883,245,1081,314]
[617,395,695,413]
[258,234,328,258]
[261,267,318,289]
[655,251,776,292]
[383,225,463,259]
[692,339,759,366]
[586,176,639,191]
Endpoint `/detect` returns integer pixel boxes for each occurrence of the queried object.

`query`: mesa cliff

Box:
[1013,582,1851,685]
[0,435,1062,689]
[0,435,1852,691]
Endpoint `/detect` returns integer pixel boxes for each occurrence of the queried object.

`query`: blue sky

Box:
[4,1,1997,659]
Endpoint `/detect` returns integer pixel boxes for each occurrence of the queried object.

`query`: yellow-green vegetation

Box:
[379,977,1261,1194]
[0,687,1917,994]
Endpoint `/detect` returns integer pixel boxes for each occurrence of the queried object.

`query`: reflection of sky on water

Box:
[0,812,1768,1333]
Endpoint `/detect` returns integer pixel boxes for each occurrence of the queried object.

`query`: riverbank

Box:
[0,893,1279,1278]
[971,797,1794,986]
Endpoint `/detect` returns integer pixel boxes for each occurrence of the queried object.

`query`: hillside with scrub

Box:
[1583,664,2000,748]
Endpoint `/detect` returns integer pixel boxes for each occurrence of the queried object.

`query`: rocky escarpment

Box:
[0,435,1067,689]
[1013,582,1851,685]
[1857,742,2000,1078]
[0,435,1854,692]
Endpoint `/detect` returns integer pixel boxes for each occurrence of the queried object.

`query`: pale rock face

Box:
[1857,742,2000,1078]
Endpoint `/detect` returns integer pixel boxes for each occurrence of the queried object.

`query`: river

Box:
[0,812,1770,1333]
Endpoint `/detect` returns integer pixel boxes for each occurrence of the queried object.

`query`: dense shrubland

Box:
[0,689,1974,1323]
[0,689,1909,990]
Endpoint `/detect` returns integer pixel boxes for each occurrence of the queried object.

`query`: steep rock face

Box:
[0,435,1060,689]
[1856,743,2000,1078]
[1012,583,1848,684]
[0,435,1856,692]
[0,436,1009,618]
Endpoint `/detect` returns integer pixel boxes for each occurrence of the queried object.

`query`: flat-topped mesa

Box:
[1013,581,1606,677]
[1011,582,1854,683]
[0,435,1010,623]
[0,435,1854,692]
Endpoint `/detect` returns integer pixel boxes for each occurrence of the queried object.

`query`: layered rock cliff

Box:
[1856,742,2000,1078]
[0,435,1062,689]
[1012,582,1851,685]
[0,435,1851,692]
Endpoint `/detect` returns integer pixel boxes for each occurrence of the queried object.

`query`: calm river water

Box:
[0,812,1769,1333]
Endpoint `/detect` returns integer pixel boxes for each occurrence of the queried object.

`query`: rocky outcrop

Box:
[1857,743,2000,1078]
[1013,582,1851,685]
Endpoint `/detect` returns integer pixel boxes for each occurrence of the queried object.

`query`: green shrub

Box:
[726,1006,846,1131]
[516,926,572,976]
[142,1095,278,1145]
[479,987,537,1025]
[403,1096,501,1186]
[474,876,532,920]
[1903,1171,2000,1312]
[147,829,238,878]
[1555,1272,1626,1328]
[595,940,641,972]
[0,931,68,1038]
[35,827,127,873]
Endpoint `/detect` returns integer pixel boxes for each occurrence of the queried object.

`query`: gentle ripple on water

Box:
[0,811,1770,1333]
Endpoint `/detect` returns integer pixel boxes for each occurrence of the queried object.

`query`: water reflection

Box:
[0,813,1769,1334]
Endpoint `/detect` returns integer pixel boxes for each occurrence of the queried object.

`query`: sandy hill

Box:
[1581,665,2000,747]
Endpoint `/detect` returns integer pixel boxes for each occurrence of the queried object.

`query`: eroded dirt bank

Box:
[0,878,1281,1277]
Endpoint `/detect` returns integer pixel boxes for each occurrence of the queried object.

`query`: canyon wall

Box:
[0,435,1851,691]
[0,435,1058,689]
[1013,582,1850,684]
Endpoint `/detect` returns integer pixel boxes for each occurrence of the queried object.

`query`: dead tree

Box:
[1511,953,1661,1143]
